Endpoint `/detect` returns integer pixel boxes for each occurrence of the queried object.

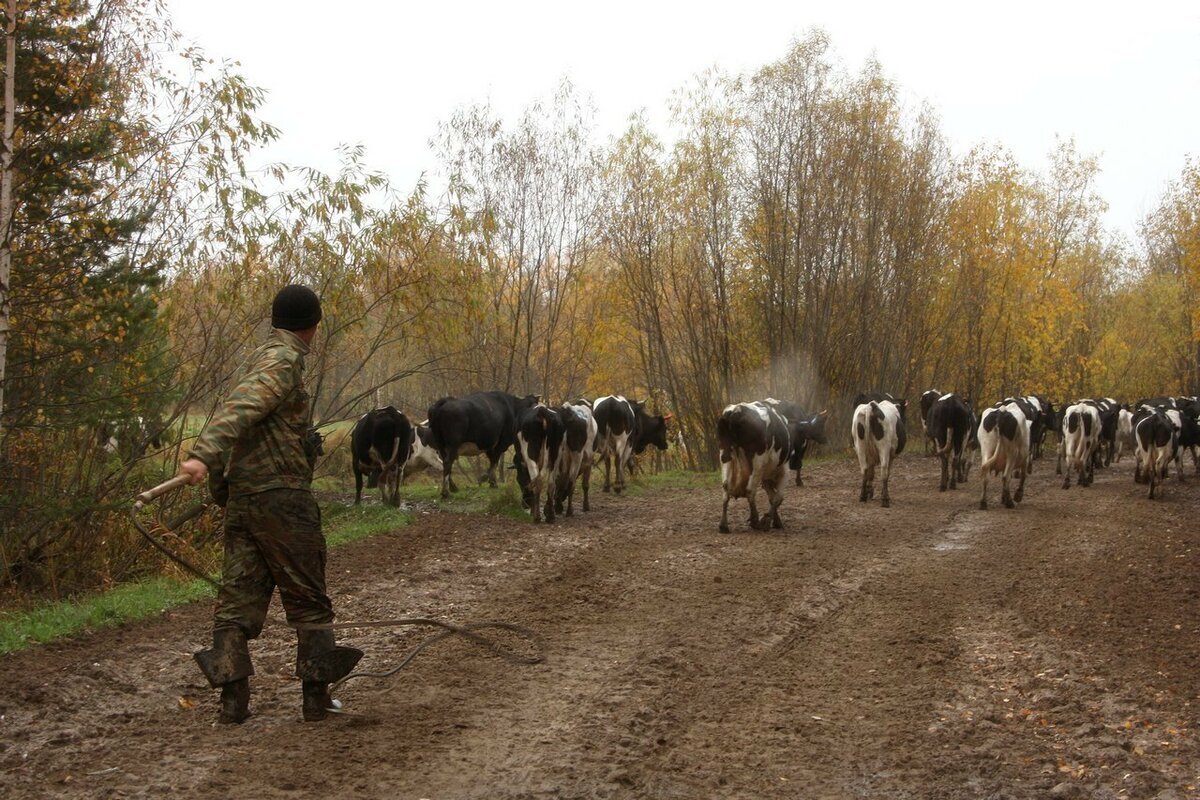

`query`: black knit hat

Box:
[271,284,322,331]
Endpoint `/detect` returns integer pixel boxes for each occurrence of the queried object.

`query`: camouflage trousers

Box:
[213,489,334,639]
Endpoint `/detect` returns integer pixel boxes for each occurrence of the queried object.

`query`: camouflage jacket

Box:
[188,328,315,499]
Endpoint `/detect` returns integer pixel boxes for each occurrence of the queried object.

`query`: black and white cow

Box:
[351,406,413,506]
[552,400,598,517]
[977,400,1030,510]
[1134,407,1178,499]
[427,391,540,499]
[926,393,973,491]
[1084,398,1121,467]
[851,397,906,507]
[513,403,565,523]
[717,401,791,533]
[918,389,942,454]
[592,396,670,493]
[1061,401,1101,489]
[762,398,829,486]
[401,421,444,482]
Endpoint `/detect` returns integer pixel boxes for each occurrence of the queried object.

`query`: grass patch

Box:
[0,577,216,656]
[622,468,721,495]
[0,498,415,656]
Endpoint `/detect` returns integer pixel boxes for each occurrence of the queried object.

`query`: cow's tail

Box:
[717,407,751,497]
[852,403,870,444]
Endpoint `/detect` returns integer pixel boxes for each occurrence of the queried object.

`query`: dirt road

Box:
[2,452,1199,799]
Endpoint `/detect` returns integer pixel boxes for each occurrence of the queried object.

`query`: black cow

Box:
[717,402,791,533]
[351,406,413,506]
[427,391,540,499]
[512,404,565,523]
[763,398,829,486]
[918,389,942,454]
[927,393,973,491]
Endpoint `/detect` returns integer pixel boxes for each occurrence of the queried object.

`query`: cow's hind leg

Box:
[440,452,455,499]
[1013,468,1026,503]
[602,454,612,493]
[1001,470,1014,508]
[764,478,784,529]
[719,494,732,533]
[880,457,893,508]
[859,466,872,503]
[979,469,989,510]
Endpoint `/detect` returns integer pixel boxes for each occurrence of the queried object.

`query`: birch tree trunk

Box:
[0,0,15,445]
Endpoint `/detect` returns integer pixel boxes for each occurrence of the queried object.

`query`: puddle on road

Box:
[933,513,982,552]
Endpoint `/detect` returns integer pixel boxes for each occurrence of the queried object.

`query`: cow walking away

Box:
[1065,400,1099,489]
[592,396,670,494]
[351,407,414,506]
[427,391,540,499]
[851,397,906,508]
[1061,401,1101,489]
[762,398,829,487]
[513,403,565,523]
[552,400,597,517]
[717,402,790,533]
[977,400,1030,510]
[1133,407,1178,499]
[918,389,941,455]
[927,393,972,491]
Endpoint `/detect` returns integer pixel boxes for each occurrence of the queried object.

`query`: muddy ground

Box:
[2,450,1199,799]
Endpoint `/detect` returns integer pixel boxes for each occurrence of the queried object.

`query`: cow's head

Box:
[799,409,829,444]
[635,410,670,453]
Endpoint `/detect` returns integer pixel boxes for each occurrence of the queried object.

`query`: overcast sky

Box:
[164,1,1200,240]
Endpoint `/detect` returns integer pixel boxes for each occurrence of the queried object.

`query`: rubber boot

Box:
[194,627,254,724]
[296,629,362,722]
[219,678,251,724]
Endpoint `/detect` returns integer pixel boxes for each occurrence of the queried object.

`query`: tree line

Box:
[0,3,1197,596]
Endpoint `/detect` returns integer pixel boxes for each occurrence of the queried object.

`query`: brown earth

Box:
[2,450,1199,799]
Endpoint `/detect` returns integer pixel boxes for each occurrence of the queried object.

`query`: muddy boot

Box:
[296,629,362,722]
[194,627,254,724]
[219,678,251,724]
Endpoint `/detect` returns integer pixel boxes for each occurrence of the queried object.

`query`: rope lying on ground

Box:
[130,497,545,686]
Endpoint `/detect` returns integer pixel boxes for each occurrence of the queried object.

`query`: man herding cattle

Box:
[178,285,361,724]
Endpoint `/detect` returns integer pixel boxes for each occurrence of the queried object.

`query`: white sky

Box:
[164,0,1200,240]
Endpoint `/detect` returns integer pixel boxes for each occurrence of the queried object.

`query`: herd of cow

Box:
[350,392,671,521]
[715,390,1200,532]
[349,388,1200,534]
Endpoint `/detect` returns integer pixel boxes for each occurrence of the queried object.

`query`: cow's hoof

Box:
[979,499,988,510]
[1003,498,1014,509]
[939,484,947,492]
[859,494,868,503]
[1014,490,1024,502]
[772,517,783,530]
[1061,481,1070,490]
[881,498,890,508]
[719,522,731,534]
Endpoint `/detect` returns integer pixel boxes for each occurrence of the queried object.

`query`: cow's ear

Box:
[818,409,829,418]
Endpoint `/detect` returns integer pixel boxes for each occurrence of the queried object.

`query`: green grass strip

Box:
[0,576,216,656]
[0,501,415,656]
